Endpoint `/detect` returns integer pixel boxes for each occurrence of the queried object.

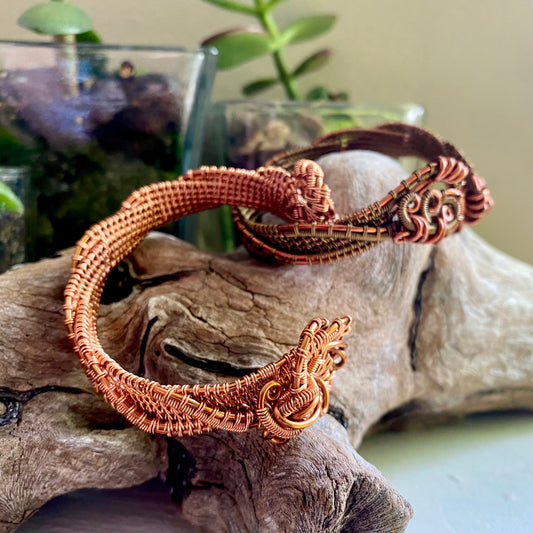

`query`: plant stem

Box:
[255,0,301,100]
[53,33,79,97]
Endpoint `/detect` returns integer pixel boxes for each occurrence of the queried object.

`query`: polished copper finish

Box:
[64,123,492,442]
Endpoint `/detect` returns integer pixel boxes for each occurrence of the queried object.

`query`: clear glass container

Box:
[204,101,425,169]
[0,41,217,259]
[196,101,425,252]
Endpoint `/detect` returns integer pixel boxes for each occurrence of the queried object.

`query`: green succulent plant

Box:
[19,0,91,41]
[18,0,101,44]
[17,0,101,95]
[201,0,344,101]
[0,181,24,214]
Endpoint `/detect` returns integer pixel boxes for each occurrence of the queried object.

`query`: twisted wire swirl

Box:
[234,123,493,264]
[64,123,492,442]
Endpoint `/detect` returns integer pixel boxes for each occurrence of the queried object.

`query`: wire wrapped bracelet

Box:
[64,123,493,442]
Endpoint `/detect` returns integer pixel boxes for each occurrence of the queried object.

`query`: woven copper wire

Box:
[64,163,352,441]
[234,123,493,264]
[64,123,493,442]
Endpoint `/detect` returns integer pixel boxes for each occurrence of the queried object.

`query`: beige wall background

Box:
[2,0,532,264]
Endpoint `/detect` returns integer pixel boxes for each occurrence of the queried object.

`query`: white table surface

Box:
[358,412,533,533]
[19,412,533,533]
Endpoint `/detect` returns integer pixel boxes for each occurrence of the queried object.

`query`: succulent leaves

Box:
[203,28,272,69]
[201,0,338,100]
[18,0,93,37]
[280,15,336,46]
[0,182,23,214]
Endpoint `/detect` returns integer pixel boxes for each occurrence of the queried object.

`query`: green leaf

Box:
[18,2,93,36]
[293,49,331,77]
[321,113,357,132]
[200,0,257,16]
[306,86,350,102]
[306,86,330,101]
[0,182,24,214]
[76,30,102,43]
[0,127,32,166]
[203,30,273,69]
[242,77,279,96]
[281,15,336,46]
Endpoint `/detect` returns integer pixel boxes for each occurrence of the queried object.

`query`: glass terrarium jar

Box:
[205,101,425,170]
[0,41,217,259]
[196,101,425,252]
[0,166,30,273]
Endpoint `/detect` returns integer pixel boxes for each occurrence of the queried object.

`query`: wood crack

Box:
[164,343,260,377]
[408,248,436,371]
[0,386,86,427]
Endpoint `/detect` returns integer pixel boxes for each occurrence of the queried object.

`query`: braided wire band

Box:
[64,123,492,441]
[234,123,494,264]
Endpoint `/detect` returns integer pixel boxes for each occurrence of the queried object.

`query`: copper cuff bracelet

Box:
[64,123,493,442]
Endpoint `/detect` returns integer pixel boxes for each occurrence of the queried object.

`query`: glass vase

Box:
[195,101,425,252]
[0,41,217,259]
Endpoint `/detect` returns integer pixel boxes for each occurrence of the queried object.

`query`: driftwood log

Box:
[1,151,532,532]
